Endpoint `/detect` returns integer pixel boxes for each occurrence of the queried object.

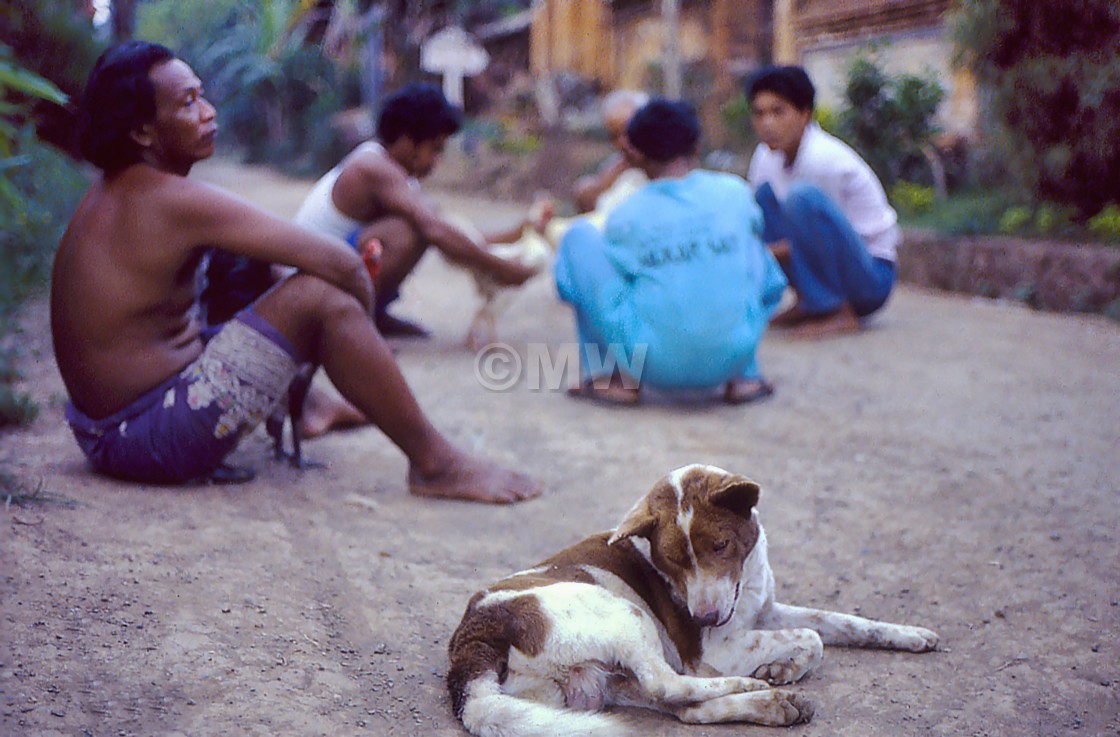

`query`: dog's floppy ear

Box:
[708,474,761,519]
[608,496,658,545]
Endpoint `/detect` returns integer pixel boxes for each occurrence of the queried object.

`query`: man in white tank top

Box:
[294,83,536,337]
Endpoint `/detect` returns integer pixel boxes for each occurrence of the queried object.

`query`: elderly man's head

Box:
[602,89,650,152]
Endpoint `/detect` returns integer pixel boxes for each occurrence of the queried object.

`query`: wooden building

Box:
[530,0,771,99]
[528,0,974,137]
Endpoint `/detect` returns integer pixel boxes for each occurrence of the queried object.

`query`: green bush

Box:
[137,0,241,74]
[0,1,105,156]
[720,93,752,148]
[0,130,86,316]
[890,181,937,217]
[899,186,1014,235]
[836,55,944,189]
[0,130,84,428]
[953,0,1120,218]
[998,205,1032,235]
[813,105,839,136]
[1088,205,1120,243]
[138,0,357,174]
[0,55,86,428]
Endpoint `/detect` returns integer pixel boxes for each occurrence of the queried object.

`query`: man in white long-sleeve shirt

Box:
[746,65,899,338]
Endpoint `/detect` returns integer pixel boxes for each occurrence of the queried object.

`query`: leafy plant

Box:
[953,0,1120,218]
[998,205,1032,235]
[0,48,86,428]
[813,104,839,136]
[1088,205,1120,243]
[836,54,944,190]
[890,181,937,218]
[181,0,356,172]
[720,93,752,149]
[0,0,105,156]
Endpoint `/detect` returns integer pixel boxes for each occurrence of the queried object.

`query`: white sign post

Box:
[420,26,489,107]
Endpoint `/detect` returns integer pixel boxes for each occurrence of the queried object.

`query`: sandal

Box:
[567,377,640,406]
[724,378,775,406]
[204,462,257,485]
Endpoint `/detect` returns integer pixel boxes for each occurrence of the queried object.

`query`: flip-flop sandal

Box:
[204,462,257,485]
[724,379,776,406]
[567,379,641,406]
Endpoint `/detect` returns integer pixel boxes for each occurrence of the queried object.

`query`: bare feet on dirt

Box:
[788,303,861,339]
[408,452,543,504]
[724,377,776,405]
[299,386,369,440]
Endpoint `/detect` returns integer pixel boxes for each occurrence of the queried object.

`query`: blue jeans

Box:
[755,183,895,317]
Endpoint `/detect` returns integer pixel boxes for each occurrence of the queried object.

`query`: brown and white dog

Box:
[447,464,939,736]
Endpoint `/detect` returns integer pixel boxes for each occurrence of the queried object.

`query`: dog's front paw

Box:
[904,626,939,652]
[729,676,771,693]
[751,658,803,686]
[757,689,814,726]
[780,691,814,725]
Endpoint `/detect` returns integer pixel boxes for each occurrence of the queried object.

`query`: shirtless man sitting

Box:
[50,40,540,503]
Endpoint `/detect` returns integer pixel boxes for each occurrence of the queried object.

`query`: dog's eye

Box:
[713,539,731,553]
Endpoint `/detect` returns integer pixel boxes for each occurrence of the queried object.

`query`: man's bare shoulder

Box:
[105,165,232,211]
[343,143,406,183]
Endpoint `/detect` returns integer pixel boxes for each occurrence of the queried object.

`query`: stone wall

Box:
[898,229,1120,314]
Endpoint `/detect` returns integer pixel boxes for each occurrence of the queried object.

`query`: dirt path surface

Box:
[3,159,1119,737]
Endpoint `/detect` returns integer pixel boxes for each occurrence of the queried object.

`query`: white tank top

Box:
[293,141,385,241]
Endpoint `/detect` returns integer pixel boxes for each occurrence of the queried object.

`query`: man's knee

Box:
[261,272,355,318]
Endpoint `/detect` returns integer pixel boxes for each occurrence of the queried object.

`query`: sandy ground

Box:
[2,159,1119,737]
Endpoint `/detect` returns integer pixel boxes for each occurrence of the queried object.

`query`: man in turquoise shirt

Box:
[554,99,787,405]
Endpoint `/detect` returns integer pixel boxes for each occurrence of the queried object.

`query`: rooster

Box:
[445,198,557,351]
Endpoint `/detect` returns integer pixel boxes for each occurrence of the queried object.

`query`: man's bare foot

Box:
[567,374,640,406]
[788,303,861,340]
[299,386,368,440]
[408,452,542,504]
[724,377,775,405]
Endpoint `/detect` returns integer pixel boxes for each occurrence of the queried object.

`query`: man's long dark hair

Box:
[79,41,175,175]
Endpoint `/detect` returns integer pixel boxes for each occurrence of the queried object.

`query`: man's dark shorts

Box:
[65,309,298,484]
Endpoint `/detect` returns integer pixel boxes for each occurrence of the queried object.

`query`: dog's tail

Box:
[455,671,627,737]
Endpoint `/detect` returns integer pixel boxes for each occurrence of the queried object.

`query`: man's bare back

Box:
[52,169,211,419]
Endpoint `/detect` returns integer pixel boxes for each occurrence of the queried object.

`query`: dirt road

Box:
[3,159,1118,736]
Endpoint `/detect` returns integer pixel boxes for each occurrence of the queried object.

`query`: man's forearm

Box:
[574,155,629,213]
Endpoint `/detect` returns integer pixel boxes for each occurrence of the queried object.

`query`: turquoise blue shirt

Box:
[597,170,786,388]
